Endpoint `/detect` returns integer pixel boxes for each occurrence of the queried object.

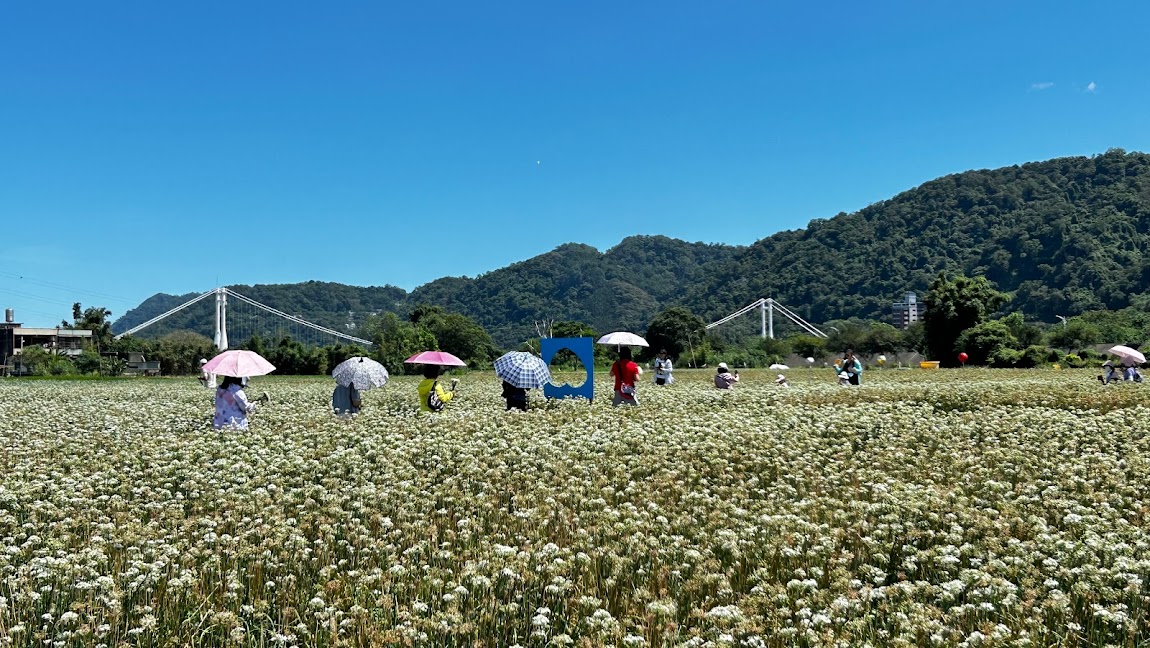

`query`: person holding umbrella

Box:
[610,347,642,407]
[494,351,551,411]
[330,356,388,416]
[418,364,458,412]
[213,375,253,430]
[1108,345,1145,383]
[404,351,466,412]
[332,383,363,416]
[202,349,276,430]
[501,381,528,411]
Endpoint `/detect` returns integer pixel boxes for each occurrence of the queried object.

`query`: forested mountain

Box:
[685,149,1150,325]
[116,150,1150,349]
[408,238,745,345]
[113,238,744,347]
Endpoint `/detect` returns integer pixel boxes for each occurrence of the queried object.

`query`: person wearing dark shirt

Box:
[501,380,528,411]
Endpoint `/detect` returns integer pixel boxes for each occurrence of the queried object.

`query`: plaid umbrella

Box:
[331,356,389,390]
[493,352,552,389]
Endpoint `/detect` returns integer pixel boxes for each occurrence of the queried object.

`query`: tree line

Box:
[19,272,1145,377]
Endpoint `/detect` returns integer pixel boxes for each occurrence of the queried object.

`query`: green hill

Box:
[685,148,1150,325]
[116,150,1150,348]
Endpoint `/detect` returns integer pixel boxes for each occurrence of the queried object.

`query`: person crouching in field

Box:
[1099,361,1121,385]
[835,350,862,386]
[714,363,739,389]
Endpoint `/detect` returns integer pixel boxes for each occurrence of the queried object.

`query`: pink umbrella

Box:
[202,350,277,377]
[404,351,467,367]
[1109,345,1146,365]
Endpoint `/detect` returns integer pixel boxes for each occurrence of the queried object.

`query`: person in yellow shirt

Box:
[417,364,457,412]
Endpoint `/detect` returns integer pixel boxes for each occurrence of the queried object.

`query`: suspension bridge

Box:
[113,287,375,350]
[706,298,828,339]
[111,287,817,351]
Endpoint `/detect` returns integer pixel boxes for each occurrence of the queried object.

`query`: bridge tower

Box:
[213,287,229,350]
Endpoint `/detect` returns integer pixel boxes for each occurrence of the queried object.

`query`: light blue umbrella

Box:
[494,352,552,389]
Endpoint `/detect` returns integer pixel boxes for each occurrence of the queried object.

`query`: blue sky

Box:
[2,1,1148,327]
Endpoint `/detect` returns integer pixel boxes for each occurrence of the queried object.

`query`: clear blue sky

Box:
[2,1,1148,327]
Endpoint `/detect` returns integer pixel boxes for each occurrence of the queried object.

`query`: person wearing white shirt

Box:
[653,349,674,385]
[199,358,216,389]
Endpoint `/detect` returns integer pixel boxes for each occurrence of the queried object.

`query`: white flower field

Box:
[2,369,1149,647]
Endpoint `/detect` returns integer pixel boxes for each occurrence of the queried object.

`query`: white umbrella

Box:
[769,363,789,370]
[1109,345,1146,365]
[596,332,649,347]
[331,357,389,390]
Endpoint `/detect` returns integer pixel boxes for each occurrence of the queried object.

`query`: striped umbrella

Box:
[493,352,552,389]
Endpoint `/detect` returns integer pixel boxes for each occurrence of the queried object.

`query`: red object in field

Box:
[958,352,969,363]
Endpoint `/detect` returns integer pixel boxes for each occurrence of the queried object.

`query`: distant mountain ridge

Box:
[113,237,745,347]
[116,150,1150,348]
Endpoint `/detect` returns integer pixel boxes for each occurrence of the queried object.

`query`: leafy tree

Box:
[409,304,446,325]
[956,320,1019,366]
[154,331,216,375]
[1076,308,1150,345]
[417,311,498,367]
[924,273,1008,366]
[645,307,706,360]
[900,322,927,356]
[788,334,828,359]
[266,336,328,375]
[759,335,790,359]
[16,346,77,376]
[858,323,904,355]
[824,321,868,355]
[364,312,438,375]
[74,347,104,374]
[62,303,115,351]
[999,313,1043,348]
[241,334,267,357]
[1045,318,1101,353]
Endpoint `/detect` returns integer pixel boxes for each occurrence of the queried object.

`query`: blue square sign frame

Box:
[540,337,594,400]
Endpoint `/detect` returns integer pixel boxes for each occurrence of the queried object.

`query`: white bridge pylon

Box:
[113,287,375,349]
[706,298,828,339]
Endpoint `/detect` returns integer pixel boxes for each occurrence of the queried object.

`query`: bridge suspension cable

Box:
[113,290,217,340]
[222,288,373,347]
[113,287,375,348]
[705,298,827,339]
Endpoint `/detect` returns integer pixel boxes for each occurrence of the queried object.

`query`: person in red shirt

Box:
[610,347,641,406]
